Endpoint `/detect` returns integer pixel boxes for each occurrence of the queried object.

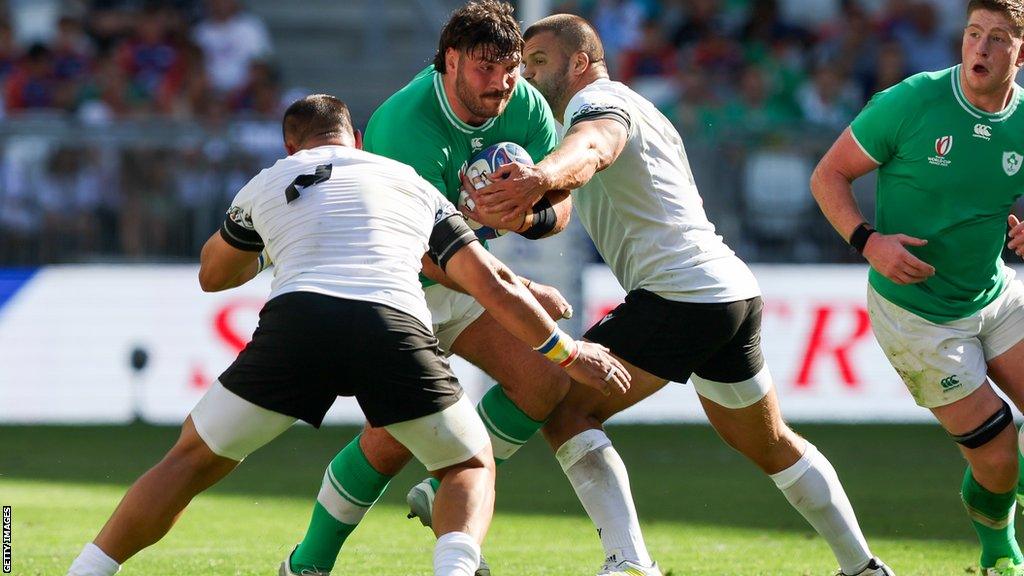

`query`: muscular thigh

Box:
[543,354,669,448]
[988,338,1024,410]
[451,310,569,421]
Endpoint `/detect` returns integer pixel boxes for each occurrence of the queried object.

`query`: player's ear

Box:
[574,51,589,75]
[446,47,459,73]
[1015,39,1024,67]
[353,129,363,150]
[284,139,298,156]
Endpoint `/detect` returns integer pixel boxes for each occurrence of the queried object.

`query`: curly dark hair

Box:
[969,0,1024,36]
[433,0,524,73]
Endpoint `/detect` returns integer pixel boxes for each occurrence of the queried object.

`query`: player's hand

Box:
[469,162,550,224]
[459,171,527,231]
[565,341,630,396]
[524,279,573,320]
[1007,215,1024,259]
[863,232,935,285]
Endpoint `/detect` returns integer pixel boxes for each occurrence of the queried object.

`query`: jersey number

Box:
[285,163,333,203]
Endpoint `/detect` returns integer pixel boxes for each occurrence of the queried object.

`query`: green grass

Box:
[0,423,986,575]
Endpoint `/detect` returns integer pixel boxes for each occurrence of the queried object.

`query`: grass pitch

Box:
[0,423,982,575]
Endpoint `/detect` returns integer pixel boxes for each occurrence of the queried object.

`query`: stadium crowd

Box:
[0,0,1009,265]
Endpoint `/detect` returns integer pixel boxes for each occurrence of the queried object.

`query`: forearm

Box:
[536,141,606,192]
[810,166,870,241]
[468,260,556,346]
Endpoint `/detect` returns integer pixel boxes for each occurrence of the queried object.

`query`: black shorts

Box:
[218,291,462,428]
[583,289,765,384]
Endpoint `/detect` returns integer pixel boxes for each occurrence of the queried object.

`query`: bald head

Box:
[524,14,604,64]
[282,94,355,152]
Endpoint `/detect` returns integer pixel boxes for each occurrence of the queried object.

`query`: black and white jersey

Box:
[561,79,760,303]
[220,145,476,329]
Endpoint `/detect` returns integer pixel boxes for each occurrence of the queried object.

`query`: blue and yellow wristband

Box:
[534,328,580,368]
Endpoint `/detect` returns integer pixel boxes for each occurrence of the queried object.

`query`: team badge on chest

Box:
[1003,151,1022,176]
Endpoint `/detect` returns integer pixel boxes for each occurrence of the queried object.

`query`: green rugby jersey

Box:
[364,66,559,286]
[850,64,1024,323]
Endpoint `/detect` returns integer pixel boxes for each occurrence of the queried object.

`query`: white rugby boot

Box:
[596,558,662,576]
[837,557,895,576]
[983,557,1024,576]
[406,478,491,576]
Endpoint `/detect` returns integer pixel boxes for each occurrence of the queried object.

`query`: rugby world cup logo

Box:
[935,135,953,156]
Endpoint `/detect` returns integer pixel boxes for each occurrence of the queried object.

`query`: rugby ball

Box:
[459,142,533,240]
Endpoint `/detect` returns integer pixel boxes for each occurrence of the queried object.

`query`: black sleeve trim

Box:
[429,213,479,270]
[569,106,631,133]
[519,197,557,240]
[220,217,265,252]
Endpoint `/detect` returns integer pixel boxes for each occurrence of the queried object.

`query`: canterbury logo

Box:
[940,375,961,390]
[974,123,992,139]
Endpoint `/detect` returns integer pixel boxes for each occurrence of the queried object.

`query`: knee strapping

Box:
[952,401,1012,449]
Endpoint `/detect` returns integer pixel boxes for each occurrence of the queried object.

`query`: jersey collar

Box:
[432,71,497,134]
[951,64,1021,123]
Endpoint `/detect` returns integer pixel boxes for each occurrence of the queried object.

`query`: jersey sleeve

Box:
[564,87,633,136]
[365,108,450,195]
[521,83,560,163]
[219,172,265,252]
[425,187,478,270]
[849,80,918,165]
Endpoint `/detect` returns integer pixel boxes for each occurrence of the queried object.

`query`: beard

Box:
[528,60,571,111]
[455,61,513,120]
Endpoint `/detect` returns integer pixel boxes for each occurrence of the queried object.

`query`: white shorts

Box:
[425,283,486,355]
[384,394,490,471]
[867,280,1024,408]
[191,380,297,461]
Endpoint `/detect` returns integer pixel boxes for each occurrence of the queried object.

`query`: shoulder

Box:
[564,80,634,132]
[367,68,444,142]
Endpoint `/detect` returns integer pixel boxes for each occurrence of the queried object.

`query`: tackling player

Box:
[282,3,577,575]
[64,95,628,576]
[812,1,1024,574]
[467,14,893,576]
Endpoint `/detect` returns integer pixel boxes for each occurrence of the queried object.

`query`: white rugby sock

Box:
[770,443,872,575]
[433,531,480,576]
[67,542,120,576]
[556,429,653,567]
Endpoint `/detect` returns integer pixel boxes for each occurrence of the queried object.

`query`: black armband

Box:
[428,213,478,270]
[848,222,876,254]
[519,197,558,240]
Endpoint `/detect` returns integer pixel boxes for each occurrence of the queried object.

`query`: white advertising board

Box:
[0,264,1016,424]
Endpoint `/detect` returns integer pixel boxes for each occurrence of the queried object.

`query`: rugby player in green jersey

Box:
[812,2,1024,574]
[280,3,583,575]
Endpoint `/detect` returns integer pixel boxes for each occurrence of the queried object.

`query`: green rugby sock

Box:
[1017,426,1024,505]
[290,434,392,573]
[962,467,1023,568]
[476,385,544,464]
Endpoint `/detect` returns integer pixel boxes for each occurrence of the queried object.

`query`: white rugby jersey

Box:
[561,79,760,302]
[221,145,473,329]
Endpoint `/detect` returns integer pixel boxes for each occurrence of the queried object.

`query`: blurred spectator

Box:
[619,19,679,107]
[76,51,139,122]
[192,0,271,94]
[712,64,798,141]
[796,62,861,129]
[51,15,92,82]
[116,6,184,112]
[5,43,60,112]
[669,0,726,49]
[864,38,909,98]
[36,146,105,261]
[590,0,648,71]
[891,1,955,73]
[0,20,19,82]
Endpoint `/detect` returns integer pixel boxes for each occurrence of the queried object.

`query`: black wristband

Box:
[848,222,877,254]
[520,197,557,240]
